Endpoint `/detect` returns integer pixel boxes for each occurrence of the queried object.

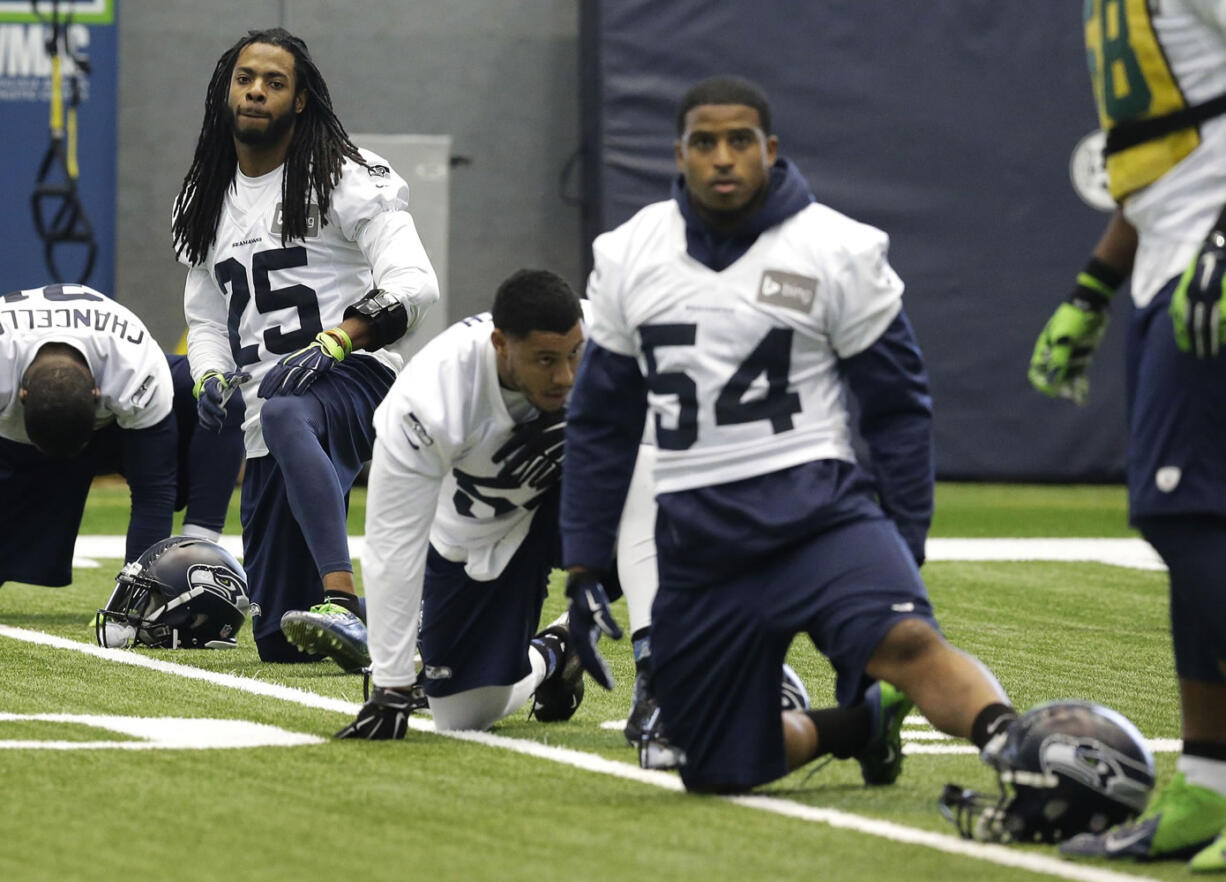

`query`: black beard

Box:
[231,107,296,147]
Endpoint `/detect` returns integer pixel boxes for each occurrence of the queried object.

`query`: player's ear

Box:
[674,140,685,171]
[491,328,507,358]
[764,134,778,167]
[294,89,307,114]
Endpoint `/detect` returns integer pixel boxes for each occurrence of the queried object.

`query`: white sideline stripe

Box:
[72,536,1167,571]
[0,625,1161,882]
[0,713,323,749]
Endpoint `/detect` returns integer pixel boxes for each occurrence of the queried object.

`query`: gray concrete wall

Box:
[115,0,582,350]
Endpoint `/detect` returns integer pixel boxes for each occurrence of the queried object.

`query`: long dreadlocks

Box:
[171,28,366,267]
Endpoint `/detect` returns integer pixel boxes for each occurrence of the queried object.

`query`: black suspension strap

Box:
[29,0,97,284]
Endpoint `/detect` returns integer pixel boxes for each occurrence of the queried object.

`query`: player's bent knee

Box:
[259,396,311,448]
[868,617,944,673]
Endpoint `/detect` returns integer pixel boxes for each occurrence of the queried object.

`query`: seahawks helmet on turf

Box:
[95,536,250,649]
[940,700,1155,844]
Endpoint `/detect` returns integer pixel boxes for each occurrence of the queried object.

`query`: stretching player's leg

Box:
[260,394,356,597]
[431,635,566,731]
[617,443,659,743]
[1062,515,1226,865]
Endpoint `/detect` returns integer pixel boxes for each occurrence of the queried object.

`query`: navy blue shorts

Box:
[418,487,561,698]
[240,355,392,656]
[0,432,106,586]
[649,514,935,793]
[1126,278,1226,521]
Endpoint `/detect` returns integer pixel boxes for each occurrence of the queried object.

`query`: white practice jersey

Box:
[371,312,560,580]
[181,149,439,456]
[363,312,569,684]
[587,199,902,495]
[1098,0,1226,306]
[0,284,172,445]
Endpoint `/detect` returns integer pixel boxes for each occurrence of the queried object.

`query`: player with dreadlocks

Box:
[172,27,439,667]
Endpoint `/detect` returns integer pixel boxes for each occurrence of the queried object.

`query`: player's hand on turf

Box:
[194,369,250,432]
[1028,303,1110,405]
[1171,229,1226,358]
[565,569,623,691]
[492,410,566,490]
[258,328,352,398]
[334,685,416,740]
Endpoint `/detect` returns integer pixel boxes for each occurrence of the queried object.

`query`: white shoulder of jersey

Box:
[374,313,498,461]
[329,149,412,241]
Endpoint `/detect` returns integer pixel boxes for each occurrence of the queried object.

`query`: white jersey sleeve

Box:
[0,284,172,444]
[586,229,637,357]
[825,224,904,358]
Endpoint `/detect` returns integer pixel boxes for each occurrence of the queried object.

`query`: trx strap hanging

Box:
[29,0,97,284]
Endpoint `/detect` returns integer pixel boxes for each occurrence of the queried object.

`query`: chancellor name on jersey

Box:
[586,198,902,495]
[181,148,435,456]
[371,312,562,582]
[0,284,172,445]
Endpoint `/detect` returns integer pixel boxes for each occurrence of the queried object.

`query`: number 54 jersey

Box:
[586,198,904,495]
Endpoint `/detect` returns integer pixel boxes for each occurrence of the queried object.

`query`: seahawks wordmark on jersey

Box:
[586,199,902,494]
[0,283,172,446]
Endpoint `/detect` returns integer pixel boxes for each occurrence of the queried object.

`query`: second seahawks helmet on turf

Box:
[940,700,1155,844]
[95,536,250,649]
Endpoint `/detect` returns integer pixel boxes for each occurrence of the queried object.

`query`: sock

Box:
[530,630,565,680]
[180,523,221,542]
[971,703,1018,750]
[1180,749,1226,796]
[324,589,362,620]
[804,704,872,759]
[632,628,651,673]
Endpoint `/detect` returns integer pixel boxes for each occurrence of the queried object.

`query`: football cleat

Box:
[780,662,810,711]
[637,704,685,770]
[857,681,913,786]
[360,667,429,713]
[1060,773,1226,861]
[530,618,585,722]
[280,602,370,673]
[1190,828,1226,873]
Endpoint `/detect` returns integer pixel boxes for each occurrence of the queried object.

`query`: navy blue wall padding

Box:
[580,1,1128,481]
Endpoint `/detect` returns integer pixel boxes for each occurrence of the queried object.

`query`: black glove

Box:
[492,410,566,490]
[334,685,418,740]
[258,329,352,398]
[1171,227,1226,359]
[194,369,250,432]
[565,569,623,691]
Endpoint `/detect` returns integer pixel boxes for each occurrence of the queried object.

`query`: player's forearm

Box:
[561,344,647,570]
[363,439,441,686]
[356,211,440,345]
[840,311,934,563]
[1091,209,1137,276]
[121,416,178,563]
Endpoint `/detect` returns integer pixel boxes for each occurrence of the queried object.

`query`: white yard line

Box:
[0,624,1163,882]
[72,536,1167,571]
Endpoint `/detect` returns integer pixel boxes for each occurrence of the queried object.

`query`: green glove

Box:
[1170,228,1226,359]
[1028,259,1123,405]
